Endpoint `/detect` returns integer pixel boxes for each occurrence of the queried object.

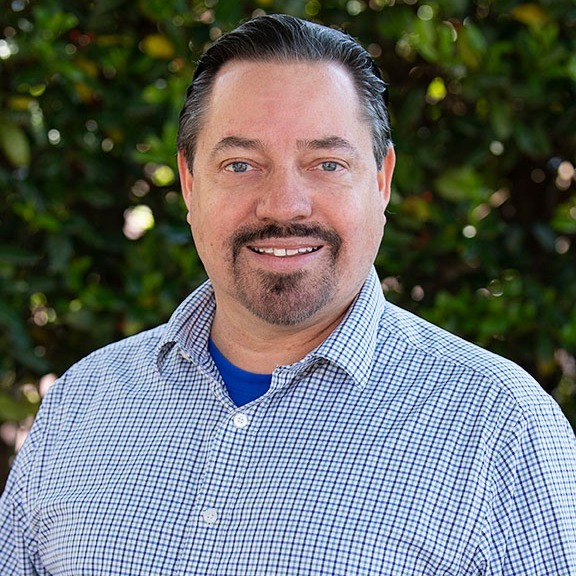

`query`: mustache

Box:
[231,223,342,258]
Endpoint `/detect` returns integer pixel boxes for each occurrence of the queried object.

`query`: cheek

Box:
[188,206,217,260]
[340,193,386,238]
[191,221,222,256]
[344,201,386,262]
[188,202,241,271]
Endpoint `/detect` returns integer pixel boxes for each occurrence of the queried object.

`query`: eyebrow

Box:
[297,136,358,154]
[210,136,265,158]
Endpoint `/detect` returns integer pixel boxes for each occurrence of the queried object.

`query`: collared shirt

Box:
[1,269,575,575]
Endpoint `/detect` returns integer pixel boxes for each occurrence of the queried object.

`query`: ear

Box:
[177,151,194,213]
[377,145,396,210]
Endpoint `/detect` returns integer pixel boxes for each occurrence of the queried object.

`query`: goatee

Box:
[229,222,342,326]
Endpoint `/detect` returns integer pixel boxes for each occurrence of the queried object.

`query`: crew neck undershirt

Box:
[208,338,273,407]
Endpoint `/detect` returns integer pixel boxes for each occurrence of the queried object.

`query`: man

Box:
[1,14,575,575]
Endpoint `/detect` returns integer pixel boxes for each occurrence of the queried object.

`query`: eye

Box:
[314,160,347,173]
[224,161,253,173]
[320,161,340,172]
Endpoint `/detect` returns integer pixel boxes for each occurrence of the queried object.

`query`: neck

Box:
[209,301,350,373]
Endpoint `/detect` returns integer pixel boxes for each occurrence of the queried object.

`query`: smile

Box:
[248,246,321,257]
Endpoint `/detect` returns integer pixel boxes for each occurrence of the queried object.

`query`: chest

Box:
[30,370,491,575]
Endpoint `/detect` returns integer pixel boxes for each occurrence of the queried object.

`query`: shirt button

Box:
[202,508,218,526]
[233,413,249,429]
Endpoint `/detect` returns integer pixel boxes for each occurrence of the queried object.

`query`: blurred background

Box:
[1,0,575,492]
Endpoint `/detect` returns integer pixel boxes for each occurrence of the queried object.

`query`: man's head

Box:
[177,14,392,172]
[177,15,395,333]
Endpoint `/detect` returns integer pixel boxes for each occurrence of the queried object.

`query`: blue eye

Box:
[226,161,251,173]
[320,161,339,172]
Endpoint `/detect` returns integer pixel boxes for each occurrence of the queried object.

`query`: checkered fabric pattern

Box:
[1,268,575,575]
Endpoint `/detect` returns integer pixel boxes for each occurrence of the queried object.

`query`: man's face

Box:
[178,60,394,329]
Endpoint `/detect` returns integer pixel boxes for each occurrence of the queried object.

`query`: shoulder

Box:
[49,280,215,400]
[376,300,576,498]
[377,301,561,418]
[39,324,168,423]
[13,324,170,470]
[65,324,166,379]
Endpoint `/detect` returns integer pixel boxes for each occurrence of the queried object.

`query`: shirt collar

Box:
[307,267,385,390]
[156,278,216,372]
[156,268,386,389]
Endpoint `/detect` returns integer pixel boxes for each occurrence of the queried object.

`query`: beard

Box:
[229,222,342,326]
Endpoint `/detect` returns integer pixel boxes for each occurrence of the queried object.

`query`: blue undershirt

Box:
[208,339,272,407]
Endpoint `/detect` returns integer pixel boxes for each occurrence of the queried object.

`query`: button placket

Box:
[192,410,257,537]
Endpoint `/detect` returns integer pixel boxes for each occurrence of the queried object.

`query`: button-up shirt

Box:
[1,269,575,575]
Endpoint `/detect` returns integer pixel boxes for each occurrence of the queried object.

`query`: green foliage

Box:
[1,0,576,486]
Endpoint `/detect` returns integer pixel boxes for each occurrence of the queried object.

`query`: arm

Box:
[494,399,576,575]
[0,388,59,575]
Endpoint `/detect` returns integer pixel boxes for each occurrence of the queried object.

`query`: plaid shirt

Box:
[1,269,575,575]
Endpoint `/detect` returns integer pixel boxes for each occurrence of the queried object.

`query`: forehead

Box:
[210,58,360,107]
[197,59,369,146]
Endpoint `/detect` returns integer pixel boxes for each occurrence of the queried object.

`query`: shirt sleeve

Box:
[495,397,576,575]
[0,386,58,576]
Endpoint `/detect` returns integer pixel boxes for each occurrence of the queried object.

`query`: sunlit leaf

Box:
[510,4,549,27]
[140,34,176,59]
[427,77,447,103]
[8,96,34,111]
[0,121,30,167]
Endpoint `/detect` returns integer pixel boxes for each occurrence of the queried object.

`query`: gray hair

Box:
[177,14,392,171]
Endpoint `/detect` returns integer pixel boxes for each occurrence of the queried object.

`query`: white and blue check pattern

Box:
[1,268,575,575]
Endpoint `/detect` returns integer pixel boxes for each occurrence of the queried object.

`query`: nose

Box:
[255,167,313,223]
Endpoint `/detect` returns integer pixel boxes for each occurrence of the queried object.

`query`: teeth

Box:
[251,246,318,257]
